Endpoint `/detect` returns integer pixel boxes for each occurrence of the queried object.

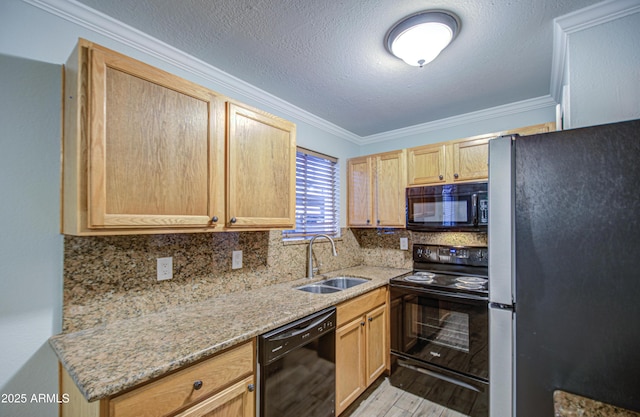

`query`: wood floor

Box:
[342,377,470,417]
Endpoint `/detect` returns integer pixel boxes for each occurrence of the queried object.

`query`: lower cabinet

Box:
[173,375,254,417]
[335,287,389,415]
[61,339,255,417]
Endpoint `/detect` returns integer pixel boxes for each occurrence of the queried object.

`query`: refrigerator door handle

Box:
[488,136,516,306]
[489,305,515,417]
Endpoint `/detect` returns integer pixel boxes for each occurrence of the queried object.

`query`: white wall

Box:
[0,53,63,416]
[566,10,640,128]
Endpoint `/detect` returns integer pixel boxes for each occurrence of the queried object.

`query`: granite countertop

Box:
[554,390,640,417]
[49,265,410,402]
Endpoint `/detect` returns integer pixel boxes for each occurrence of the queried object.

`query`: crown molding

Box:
[24,0,610,146]
[551,0,640,102]
[360,96,557,145]
[22,0,362,144]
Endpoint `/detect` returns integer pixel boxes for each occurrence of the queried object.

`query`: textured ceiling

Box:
[72,0,601,136]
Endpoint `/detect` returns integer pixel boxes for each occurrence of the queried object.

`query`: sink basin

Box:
[296,276,370,294]
[296,284,342,294]
[321,276,370,289]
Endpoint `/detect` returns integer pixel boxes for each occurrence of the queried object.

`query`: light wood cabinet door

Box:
[226,102,296,229]
[451,138,490,182]
[347,156,374,227]
[375,150,406,227]
[407,144,446,185]
[335,316,366,416]
[87,44,225,229]
[335,287,389,415]
[365,303,388,386]
[347,151,406,228]
[174,376,255,417]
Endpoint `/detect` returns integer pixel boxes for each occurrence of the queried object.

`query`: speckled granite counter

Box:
[554,390,640,416]
[49,265,410,402]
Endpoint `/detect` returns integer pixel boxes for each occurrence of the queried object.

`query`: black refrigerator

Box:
[487,119,640,416]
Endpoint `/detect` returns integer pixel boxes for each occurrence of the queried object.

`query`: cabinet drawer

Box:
[337,287,387,327]
[109,340,254,417]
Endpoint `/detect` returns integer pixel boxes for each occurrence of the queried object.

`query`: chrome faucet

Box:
[307,234,338,278]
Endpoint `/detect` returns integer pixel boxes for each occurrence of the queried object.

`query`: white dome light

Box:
[385,11,460,68]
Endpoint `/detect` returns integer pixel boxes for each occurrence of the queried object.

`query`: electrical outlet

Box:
[400,237,409,251]
[232,250,243,269]
[157,257,173,281]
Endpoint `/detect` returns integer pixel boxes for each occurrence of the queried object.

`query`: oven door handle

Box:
[390,283,488,304]
[396,358,483,392]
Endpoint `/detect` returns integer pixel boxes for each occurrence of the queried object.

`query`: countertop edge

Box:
[51,265,410,402]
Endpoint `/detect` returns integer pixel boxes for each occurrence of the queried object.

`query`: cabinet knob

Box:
[454,173,459,179]
[211,216,218,223]
[376,219,380,225]
[366,219,370,224]
[361,321,366,327]
[193,380,203,390]
[248,383,255,392]
[230,217,237,224]
[439,175,444,180]
[368,317,373,322]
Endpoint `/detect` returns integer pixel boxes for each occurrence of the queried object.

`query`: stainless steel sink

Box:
[296,276,370,293]
[321,276,370,289]
[296,284,342,294]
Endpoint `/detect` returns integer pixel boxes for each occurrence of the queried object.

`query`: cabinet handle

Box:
[193,380,203,390]
[230,217,237,224]
[211,216,218,223]
[439,175,444,180]
[454,173,459,179]
[248,384,255,392]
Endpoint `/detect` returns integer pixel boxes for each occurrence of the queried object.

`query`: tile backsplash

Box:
[62,228,486,332]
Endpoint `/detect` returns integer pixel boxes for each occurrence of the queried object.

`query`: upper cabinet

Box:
[347,150,406,228]
[226,102,296,229]
[406,143,447,185]
[408,138,490,185]
[407,122,555,186]
[62,39,296,235]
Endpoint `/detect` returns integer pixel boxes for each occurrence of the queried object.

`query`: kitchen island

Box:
[50,265,409,403]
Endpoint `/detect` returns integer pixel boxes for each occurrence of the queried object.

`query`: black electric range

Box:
[390,244,489,298]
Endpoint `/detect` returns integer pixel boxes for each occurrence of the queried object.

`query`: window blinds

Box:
[283,148,340,240]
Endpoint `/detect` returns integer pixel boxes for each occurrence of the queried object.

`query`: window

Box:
[283,147,340,240]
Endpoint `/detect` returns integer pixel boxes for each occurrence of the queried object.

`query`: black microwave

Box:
[406,182,488,232]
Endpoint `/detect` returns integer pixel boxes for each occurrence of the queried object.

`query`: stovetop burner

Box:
[404,272,435,283]
[391,244,489,297]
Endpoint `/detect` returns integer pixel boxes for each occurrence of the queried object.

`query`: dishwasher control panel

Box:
[258,307,336,364]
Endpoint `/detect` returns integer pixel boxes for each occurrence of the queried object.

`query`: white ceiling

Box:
[69,0,602,137]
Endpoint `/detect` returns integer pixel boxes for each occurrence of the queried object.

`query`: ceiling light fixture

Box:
[385,10,460,68]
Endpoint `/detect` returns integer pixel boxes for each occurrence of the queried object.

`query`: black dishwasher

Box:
[258,307,336,417]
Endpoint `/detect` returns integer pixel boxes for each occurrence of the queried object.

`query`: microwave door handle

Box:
[472,193,478,226]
